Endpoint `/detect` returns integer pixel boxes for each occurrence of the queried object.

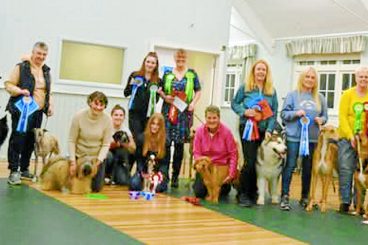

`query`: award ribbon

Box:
[299,116,310,156]
[128,77,144,110]
[146,84,158,117]
[353,102,364,134]
[15,96,39,133]
[363,102,368,137]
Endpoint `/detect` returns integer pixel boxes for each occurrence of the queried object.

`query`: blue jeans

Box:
[338,139,357,205]
[281,141,315,198]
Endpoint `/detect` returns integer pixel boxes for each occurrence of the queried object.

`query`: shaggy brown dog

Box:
[40,156,98,194]
[0,115,8,149]
[354,133,368,220]
[33,128,60,181]
[193,156,229,203]
[306,125,339,212]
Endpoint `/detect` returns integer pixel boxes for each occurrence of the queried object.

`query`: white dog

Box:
[256,133,287,205]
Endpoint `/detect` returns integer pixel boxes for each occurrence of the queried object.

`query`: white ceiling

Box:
[231,0,368,47]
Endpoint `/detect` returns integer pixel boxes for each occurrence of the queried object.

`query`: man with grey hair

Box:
[192,105,238,199]
[337,66,368,213]
[5,41,54,185]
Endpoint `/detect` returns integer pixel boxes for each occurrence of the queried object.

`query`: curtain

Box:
[228,44,257,82]
[285,35,367,57]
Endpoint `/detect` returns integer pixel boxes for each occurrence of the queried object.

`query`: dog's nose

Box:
[83,165,92,176]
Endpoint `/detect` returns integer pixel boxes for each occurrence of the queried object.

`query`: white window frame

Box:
[223,63,242,107]
[293,54,361,115]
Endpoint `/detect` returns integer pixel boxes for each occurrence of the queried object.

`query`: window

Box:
[294,55,360,112]
[59,40,125,85]
[223,63,242,106]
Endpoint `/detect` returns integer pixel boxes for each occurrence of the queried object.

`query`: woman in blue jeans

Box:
[280,67,328,211]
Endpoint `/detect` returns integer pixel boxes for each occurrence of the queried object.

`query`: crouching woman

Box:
[129,113,168,192]
[192,105,238,200]
[68,91,113,192]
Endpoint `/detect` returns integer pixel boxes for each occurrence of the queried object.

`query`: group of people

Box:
[4,41,368,215]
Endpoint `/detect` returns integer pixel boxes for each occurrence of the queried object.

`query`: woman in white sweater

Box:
[68,91,113,192]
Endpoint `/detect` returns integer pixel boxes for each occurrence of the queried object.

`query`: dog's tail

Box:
[40,156,67,177]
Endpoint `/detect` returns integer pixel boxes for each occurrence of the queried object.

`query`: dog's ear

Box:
[43,128,48,133]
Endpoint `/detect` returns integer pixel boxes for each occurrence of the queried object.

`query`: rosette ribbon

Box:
[128,77,144,110]
[15,96,39,133]
[299,116,310,156]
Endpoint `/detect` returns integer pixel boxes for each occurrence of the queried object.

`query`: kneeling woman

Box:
[105,104,136,185]
[68,91,113,192]
[130,113,168,192]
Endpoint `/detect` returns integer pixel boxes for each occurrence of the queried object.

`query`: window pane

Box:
[343,60,351,64]
[342,73,350,90]
[225,88,229,101]
[230,89,234,100]
[327,92,335,109]
[328,74,335,90]
[352,74,356,87]
[352,60,360,64]
[320,91,326,97]
[320,74,327,90]
[230,75,235,87]
[225,75,230,87]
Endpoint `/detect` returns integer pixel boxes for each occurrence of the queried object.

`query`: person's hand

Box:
[47,107,54,117]
[265,131,272,140]
[20,89,30,96]
[295,110,306,117]
[314,117,323,126]
[244,109,256,117]
[351,137,356,149]
[165,95,174,104]
[69,161,77,176]
[188,102,195,112]
[222,175,233,185]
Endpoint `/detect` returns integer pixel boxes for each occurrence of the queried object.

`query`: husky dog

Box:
[256,132,287,205]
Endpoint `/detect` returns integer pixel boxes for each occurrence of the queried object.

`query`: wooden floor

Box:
[0,162,305,244]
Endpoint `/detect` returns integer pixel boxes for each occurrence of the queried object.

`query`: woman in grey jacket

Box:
[280,67,328,211]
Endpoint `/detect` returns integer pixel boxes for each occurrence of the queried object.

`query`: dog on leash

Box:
[193,156,229,203]
[256,132,287,205]
[142,153,163,194]
[40,155,98,194]
[33,128,60,181]
[306,125,338,212]
[0,114,8,149]
[353,132,368,220]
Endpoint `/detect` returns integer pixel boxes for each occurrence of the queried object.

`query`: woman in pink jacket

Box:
[192,105,238,198]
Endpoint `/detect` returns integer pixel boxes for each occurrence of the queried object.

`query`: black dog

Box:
[113,130,129,144]
[0,115,9,149]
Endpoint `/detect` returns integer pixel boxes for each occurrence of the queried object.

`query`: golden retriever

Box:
[40,156,98,194]
[193,156,229,203]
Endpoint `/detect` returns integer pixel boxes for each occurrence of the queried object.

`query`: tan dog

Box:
[40,156,98,194]
[33,128,60,181]
[193,156,229,203]
[354,133,368,220]
[306,125,338,212]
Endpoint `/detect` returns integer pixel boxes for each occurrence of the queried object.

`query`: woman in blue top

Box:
[231,59,278,207]
[280,66,328,211]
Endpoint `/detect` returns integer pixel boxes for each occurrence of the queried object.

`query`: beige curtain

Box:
[285,35,367,57]
[228,44,257,81]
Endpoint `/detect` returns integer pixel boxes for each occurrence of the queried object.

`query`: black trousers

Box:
[162,142,184,182]
[8,109,43,172]
[238,124,264,200]
[128,112,148,142]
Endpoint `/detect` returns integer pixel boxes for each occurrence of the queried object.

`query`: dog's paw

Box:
[257,197,265,205]
[271,196,279,204]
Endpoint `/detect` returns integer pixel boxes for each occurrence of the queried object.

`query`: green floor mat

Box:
[168,179,368,245]
[0,179,141,245]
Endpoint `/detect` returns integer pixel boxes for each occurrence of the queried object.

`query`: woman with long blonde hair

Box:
[280,66,328,211]
[231,59,279,207]
[130,113,167,192]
